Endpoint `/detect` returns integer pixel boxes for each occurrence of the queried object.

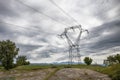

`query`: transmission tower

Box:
[59,25,88,65]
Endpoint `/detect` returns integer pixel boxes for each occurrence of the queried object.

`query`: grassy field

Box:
[0,64,119,73]
[0,64,120,80]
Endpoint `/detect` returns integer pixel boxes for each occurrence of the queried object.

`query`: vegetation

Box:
[0,63,120,80]
[106,54,120,65]
[14,65,52,70]
[101,64,120,80]
[112,69,120,80]
[0,77,15,80]
[0,40,119,79]
[0,40,19,70]
[0,40,30,70]
[44,68,60,80]
[16,56,30,66]
[84,57,93,65]
[103,54,120,80]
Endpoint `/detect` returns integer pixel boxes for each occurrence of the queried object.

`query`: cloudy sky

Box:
[0,0,120,64]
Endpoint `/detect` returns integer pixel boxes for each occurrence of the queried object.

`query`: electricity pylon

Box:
[59,25,88,64]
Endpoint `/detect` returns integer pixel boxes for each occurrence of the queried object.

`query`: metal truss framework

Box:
[59,25,88,64]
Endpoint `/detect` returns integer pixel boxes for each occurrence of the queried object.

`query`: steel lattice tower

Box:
[59,25,88,64]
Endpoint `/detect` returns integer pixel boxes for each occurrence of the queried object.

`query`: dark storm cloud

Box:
[85,20,120,52]
[89,20,120,38]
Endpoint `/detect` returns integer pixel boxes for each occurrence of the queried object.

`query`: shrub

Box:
[16,56,30,66]
[84,57,93,65]
[112,69,120,80]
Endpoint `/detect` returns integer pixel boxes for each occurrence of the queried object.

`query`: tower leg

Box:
[77,46,81,64]
[69,46,73,65]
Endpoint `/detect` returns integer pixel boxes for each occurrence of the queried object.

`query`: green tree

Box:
[107,55,116,64]
[84,57,93,65]
[0,40,19,70]
[16,56,30,66]
[107,54,120,65]
[114,54,120,63]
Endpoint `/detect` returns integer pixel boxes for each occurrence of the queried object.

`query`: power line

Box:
[16,0,69,26]
[49,0,80,25]
[0,20,56,36]
[0,21,40,33]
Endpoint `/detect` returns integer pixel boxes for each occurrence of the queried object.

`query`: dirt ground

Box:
[0,69,54,80]
[49,68,111,80]
[0,68,111,80]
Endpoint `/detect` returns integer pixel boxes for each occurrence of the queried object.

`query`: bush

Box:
[84,57,93,65]
[16,56,30,66]
[102,64,120,80]
[112,69,120,80]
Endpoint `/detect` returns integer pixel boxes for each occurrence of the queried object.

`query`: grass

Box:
[100,64,120,75]
[0,64,120,80]
[0,64,107,71]
[44,68,60,80]
[0,77,15,80]
[14,64,52,70]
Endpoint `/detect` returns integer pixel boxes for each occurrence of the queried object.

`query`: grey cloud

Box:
[0,0,19,18]
[0,23,10,33]
[93,0,120,21]
[56,56,68,61]
[0,22,20,40]
[37,51,51,58]
[76,0,120,21]
[0,22,27,40]
[83,20,120,53]
[17,43,43,53]
[0,0,120,63]
[89,21,120,38]
[27,45,66,60]
[27,50,51,60]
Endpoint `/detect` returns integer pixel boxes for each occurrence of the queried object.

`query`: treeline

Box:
[0,40,30,70]
[104,54,120,65]
[84,54,120,80]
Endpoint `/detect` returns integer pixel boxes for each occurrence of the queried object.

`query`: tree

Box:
[0,40,19,70]
[84,57,93,65]
[114,54,120,63]
[16,56,30,66]
[107,55,116,64]
[106,54,120,65]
